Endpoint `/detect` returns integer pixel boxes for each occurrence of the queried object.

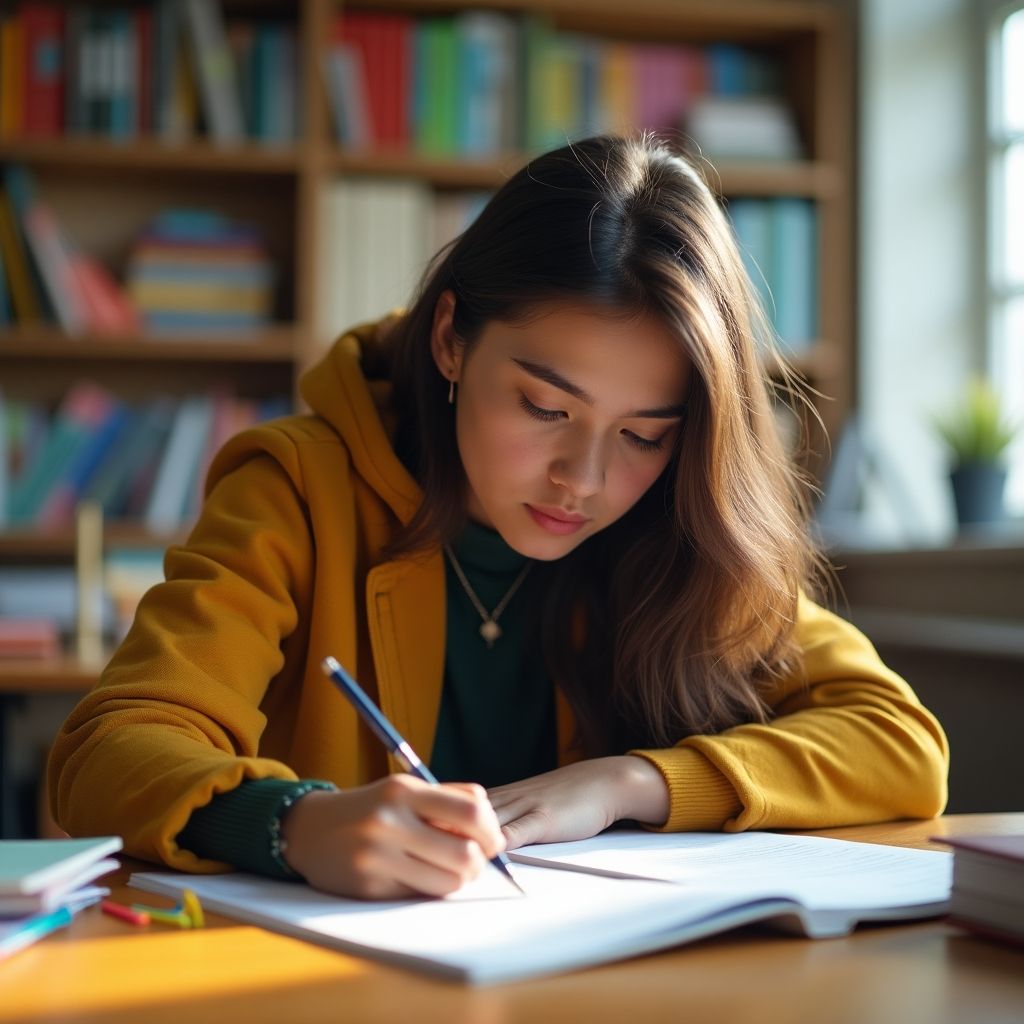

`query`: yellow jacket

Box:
[48,319,949,871]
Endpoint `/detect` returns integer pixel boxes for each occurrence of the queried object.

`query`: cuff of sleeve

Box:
[177,778,335,880]
[629,746,743,832]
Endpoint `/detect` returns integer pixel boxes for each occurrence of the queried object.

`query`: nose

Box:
[549,434,606,499]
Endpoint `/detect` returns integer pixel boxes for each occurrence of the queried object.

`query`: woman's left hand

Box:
[487,756,670,850]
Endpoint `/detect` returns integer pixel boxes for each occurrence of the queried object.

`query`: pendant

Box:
[479,620,502,648]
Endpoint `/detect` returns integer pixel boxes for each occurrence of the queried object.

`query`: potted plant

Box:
[933,378,1020,526]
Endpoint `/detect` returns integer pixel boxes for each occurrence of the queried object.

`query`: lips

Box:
[525,504,590,535]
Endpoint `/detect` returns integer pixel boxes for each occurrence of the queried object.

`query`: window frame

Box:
[983,1,1024,512]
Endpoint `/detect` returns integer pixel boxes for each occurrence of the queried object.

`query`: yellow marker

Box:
[132,889,205,929]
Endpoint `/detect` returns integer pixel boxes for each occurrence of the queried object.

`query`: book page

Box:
[130,864,771,984]
[511,831,951,910]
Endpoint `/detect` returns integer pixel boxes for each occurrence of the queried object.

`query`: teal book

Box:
[8,381,119,524]
[770,198,817,353]
[728,198,774,323]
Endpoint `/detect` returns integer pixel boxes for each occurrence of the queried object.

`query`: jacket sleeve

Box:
[631,593,950,832]
[47,429,316,872]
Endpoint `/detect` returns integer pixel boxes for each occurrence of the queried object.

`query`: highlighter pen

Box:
[321,655,525,895]
[0,905,74,959]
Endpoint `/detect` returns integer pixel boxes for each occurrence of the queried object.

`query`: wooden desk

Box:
[3,814,1022,1024]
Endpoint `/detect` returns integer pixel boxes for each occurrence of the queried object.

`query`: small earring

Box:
[448,379,456,405]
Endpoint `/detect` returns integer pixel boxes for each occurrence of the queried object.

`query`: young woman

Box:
[49,135,948,901]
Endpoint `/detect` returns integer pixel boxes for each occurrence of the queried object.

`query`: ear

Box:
[429,289,463,384]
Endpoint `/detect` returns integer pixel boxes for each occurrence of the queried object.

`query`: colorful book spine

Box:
[770,198,817,352]
[0,12,25,139]
[21,4,65,137]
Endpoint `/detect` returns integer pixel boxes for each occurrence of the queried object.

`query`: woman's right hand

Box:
[278,775,506,900]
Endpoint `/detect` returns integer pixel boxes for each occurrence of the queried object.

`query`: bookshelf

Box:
[0,0,854,687]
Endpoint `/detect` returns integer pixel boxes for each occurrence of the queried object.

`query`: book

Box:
[683,95,803,161]
[0,186,43,324]
[943,834,1024,946]
[770,198,817,352]
[131,830,952,985]
[144,393,214,530]
[0,618,60,660]
[8,381,119,524]
[21,4,65,138]
[0,837,121,918]
[183,0,245,144]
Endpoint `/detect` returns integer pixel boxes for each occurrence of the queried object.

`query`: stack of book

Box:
[0,837,121,959]
[323,10,794,157]
[125,209,276,335]
[945,835,1024,946]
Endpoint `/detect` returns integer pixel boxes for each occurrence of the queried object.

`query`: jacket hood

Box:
[299,316,422,526]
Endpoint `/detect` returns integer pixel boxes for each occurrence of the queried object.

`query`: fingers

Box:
[401,779,506,858]
[291,776,510,900]
[499,808,551,851]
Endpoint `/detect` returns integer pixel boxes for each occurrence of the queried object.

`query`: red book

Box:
[0,619,61,660]
[388,15,412,148]
[20,3,64,136]
[70,254,142,333]
[335,12,386,147]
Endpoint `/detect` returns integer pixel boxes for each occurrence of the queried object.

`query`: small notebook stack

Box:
[0,837,122,958]
[944,834,1024,946]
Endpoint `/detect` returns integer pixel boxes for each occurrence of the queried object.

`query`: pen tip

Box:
[321,656,339,675]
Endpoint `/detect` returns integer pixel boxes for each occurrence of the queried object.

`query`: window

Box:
[988,3,1024,513]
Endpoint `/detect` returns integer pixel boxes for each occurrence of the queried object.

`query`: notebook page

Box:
[130,863,775,984]
[511,831,952,910]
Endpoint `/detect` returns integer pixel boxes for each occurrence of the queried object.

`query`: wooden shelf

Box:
[0,138,303,175]
[330,151,842,198]
[355,0,832,39]
[0,326,298,363]
[0,523,182,559]
[0,656,102,693]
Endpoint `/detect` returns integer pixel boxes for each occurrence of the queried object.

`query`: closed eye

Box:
[518,393,566,422]
[622,430,665,454]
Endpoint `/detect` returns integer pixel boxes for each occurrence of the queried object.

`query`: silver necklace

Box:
[444,544,533,649]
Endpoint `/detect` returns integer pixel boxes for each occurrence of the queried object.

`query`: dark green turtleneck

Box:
[430,519,556,788]
[176,521,556,877]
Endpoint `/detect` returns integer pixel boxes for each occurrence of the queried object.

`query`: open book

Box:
[131,831,951,985]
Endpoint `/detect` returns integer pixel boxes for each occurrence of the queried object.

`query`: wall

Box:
[857,0,981,544]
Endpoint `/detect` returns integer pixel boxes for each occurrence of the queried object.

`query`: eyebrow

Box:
[511,358,687,419]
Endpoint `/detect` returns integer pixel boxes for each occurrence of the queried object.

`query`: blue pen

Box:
[0,905,74,959]
[321,655,525,895]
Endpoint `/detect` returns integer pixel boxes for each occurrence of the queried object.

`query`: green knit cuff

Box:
[177,778,335,880]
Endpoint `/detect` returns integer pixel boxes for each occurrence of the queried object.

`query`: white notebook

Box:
[130,831,951,985]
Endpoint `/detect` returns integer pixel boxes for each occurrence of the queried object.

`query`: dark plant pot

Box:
[949,463,1008,526]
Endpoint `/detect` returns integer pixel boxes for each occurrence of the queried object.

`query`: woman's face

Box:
[432,293,691,560]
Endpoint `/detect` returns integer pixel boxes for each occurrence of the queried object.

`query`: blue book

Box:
[728,198,774,322]
[0,229,9,324]
[0,388,8,526]
[145,394,214,530]
[707,43,747,97]
[770,198,817,352]
[108,11,135,139]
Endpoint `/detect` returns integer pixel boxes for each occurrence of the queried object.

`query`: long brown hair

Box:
[387,134,822,754]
